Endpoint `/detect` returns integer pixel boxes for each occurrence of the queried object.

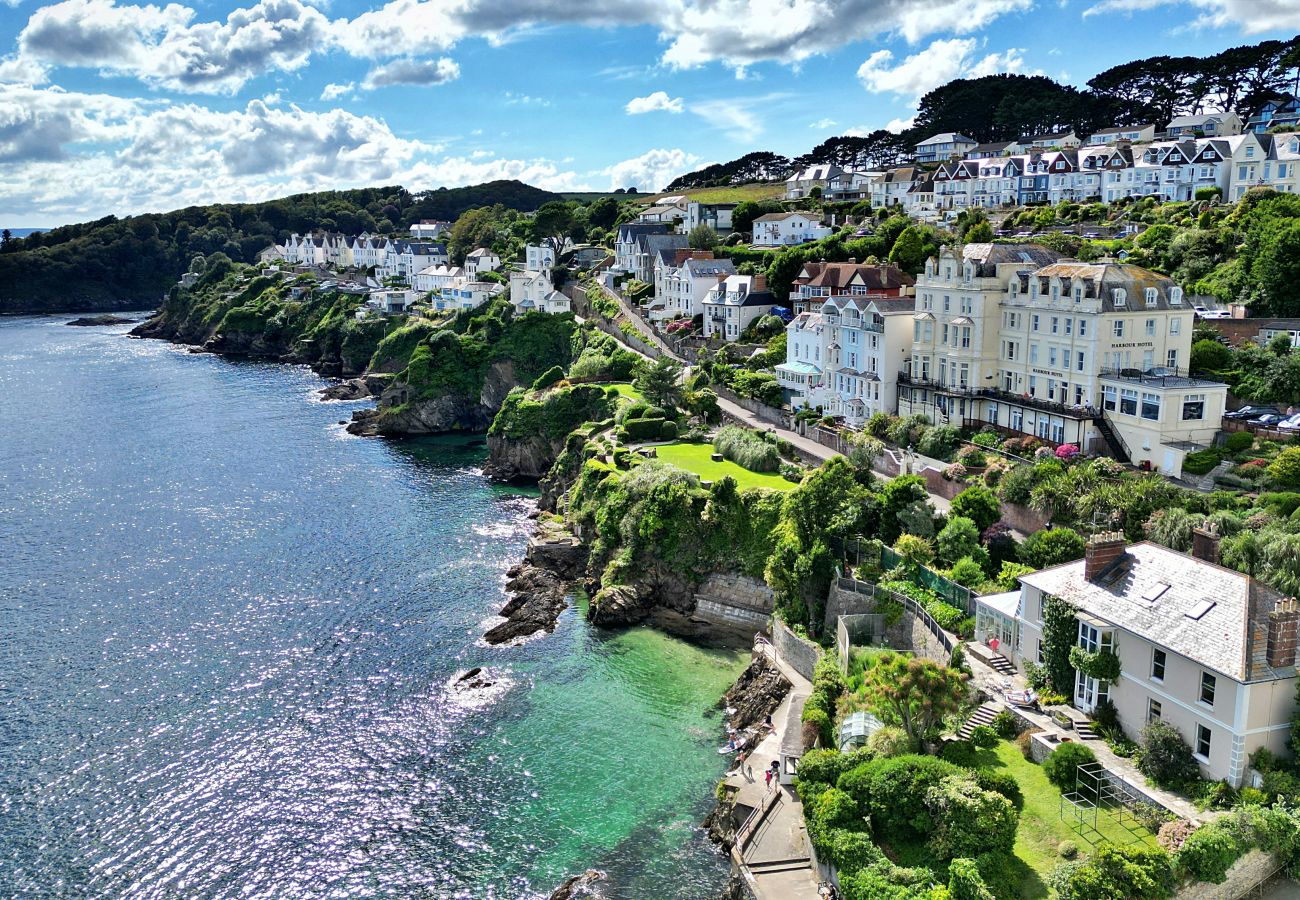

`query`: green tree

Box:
[687,223,719,251]
[1268,447,1300,488]
[950,484,1001,532]
[586,197,620,231]
[863,656,968,747]
[1269,332,1295,356]
[531,200,577,258]
[964,220,994,243]
[888,225,929,274]
[936,516,982,566]
[1190,338,1232,374]
[634,356,684,411]
[1019,527,1087,568]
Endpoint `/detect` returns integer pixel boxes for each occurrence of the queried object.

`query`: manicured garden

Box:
[653,441,797,491]
[602,381,642,400]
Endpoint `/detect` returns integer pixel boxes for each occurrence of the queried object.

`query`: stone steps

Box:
[986,653,1016,676]
[1075,720,1099,740]
[957,701,1001,740]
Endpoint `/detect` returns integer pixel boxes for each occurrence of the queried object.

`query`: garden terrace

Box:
[653,442,798,492]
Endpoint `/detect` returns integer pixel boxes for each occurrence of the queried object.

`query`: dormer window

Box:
[1170,287,1183,306]
[1074,285,1083,302]
[1113,288,1127,307]
[1144,288,1158,308]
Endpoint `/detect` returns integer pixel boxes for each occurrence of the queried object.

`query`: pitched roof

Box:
[1020,542,1289,683]
[917,132,975,146]
[754,211,818,222]
[795,261,914,291]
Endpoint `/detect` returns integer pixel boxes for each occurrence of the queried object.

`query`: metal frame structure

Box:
[1059,761,1150,846]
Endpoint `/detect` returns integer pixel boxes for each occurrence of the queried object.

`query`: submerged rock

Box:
[547,869,607,900]
[66,314,136,326]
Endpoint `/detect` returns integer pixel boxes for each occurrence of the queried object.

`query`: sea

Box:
[0,313,745,899]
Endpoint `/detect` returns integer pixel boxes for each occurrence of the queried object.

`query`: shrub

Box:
[923,774,1018,859]
[1182,448,1221,476]
[1157,819,1197,853]
[940,739,978,767]
[918,425,961,459]
[1268,447,1300,488]
[948,556,986,588]
[866,726,910,758]
[1015,728,1038,760]
[894,533,935,568]
[936,515,982,565]
[713,424,780,472]
[1137,721,1199,789]
[950,485,1001,532]
[801,705,832,748]
[812,787,861,831]
[1225,431,1254,453]
[1043,742,1096,790]
[659,420,678,440]
[1058,841,1078,859]
[797,748,850,789]
[1020,527,1087,568]
[1176,822,1241,883]
[621,416,667,441]
[1055,443,1079,461]
[990,709,1020,740]
[864,755,961,837]
[1048,845,1175,900]
[969,725,998,749]
[947,857,996,900]
[530,365,565,390]
[973,769,1022,809]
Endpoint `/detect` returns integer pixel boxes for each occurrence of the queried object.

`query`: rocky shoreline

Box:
[483,517,586,645]
[67,314,137,326]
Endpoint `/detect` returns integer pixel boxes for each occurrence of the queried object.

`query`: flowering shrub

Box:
[665,317,694,334]
[1034,446,1055,460]
[943,462,967,481]
[1055,443,1080,461]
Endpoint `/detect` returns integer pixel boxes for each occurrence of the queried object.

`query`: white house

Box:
[915,133,977,163]
[786,164,843,199]
[508,269,570,315]
[1167,111,1243,138]
[365,289,418,315]
[525,244,556,272]
[434,278,505,312]
[410,220,450,239]
[702,275,777,342]
[683,201,736,235]
[1087,124,1157,145]
[411,264,464,294]
[819,294,915,425]
[464,248,502,277]
[613,223,670,274]
[997,531,1298,788]
[1021,130,1081,150]
[751,212,831,247]
[650,253,735,322]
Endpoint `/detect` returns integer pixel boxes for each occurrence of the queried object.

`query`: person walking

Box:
[763,767,773,792]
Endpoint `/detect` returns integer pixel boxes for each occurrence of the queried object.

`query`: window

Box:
[1168,348,1178,368]
[1078,351,1086,373]
[1120,389,1138,416]
[1195,724,1212,760]
[1183,394,1205,421]
[1103,385,1117,411]
[1145,288,1158,308]
[1151,649,1166,681]
[1148,699,1162,723]
[1141,392,1161,421]
[1200,672,1216,707]
[1146,319,1156,337]
[1113,320,1125,338]
[1170,317,1181,335]
[1079,319,1087,337]
[1051,316,1059,334]
[1049,347,1057,367]
[1113,288,1127,307]
[1065,318,1073,336]
[1170,287,1183,306]
[1032,314,1040,332]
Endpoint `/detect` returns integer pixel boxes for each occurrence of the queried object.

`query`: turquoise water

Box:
[0,315,745,898]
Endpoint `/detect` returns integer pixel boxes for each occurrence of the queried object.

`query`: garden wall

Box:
[692,573,773,630]
[1176,850,1284,900]
[771,619,820,681]
[715,386,789,428]
[824,578,951,666]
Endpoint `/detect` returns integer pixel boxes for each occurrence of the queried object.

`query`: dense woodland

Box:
[0,180,562,313]
[667,38,1300,188]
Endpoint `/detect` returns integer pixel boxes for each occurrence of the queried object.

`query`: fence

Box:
[877,544,975,615]
[833,575,955,658]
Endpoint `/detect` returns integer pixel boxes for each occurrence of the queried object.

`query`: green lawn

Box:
[653,441,797,491]
[983,741,1159,897]
[603,382,642,400]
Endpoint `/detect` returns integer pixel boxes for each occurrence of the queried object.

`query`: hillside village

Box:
[186,78,1300,900]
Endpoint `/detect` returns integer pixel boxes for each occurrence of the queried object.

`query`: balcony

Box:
[1098,367,1223,390]
[898,372,1100,420]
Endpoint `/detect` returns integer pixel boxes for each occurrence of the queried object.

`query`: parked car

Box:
[1082,230,1105,239]
[1013,230,1033,238]
[1277,414,1300,431]
[1252,413,1285,427]
[1226,405,1281,419]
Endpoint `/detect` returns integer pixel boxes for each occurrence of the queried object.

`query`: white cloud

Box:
[361,56,459,88]
[319,81,353,100]
[504,91,551,106]
[625,91,684,115]
[18,0,331,94]
[884,116,915,133]
[0,83,594,223]
[0,53,48,84]
[1083,0,1300,31]
[809,117,837,129]
[857,38,1030,103]
[687,93,791,142]
[601,148,702,193]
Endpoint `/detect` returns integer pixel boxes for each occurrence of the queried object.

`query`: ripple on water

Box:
[0,317,745,899]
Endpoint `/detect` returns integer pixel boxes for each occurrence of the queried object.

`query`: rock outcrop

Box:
[318,374,393,401]
[66,314,137,326]
[347,359,518,436]
[547,869,607,900]
[585,556,697,628]
[483,432,563,482]
[483,519,586,645]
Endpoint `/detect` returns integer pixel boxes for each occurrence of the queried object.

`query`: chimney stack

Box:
[1084,531,1127,582]
[752,274,768,292]
[1267,598,1299,669]
[1192,523,1221,565]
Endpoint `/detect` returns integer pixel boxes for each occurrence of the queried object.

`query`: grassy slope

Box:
[649,183,786,204]
[603,382,643,400]
[654,442,795,491]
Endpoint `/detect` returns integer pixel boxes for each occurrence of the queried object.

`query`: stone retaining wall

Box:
[824,578,950,665]
[1176,850,1284,900]
[771,619,820,681]
[693,573,774,630]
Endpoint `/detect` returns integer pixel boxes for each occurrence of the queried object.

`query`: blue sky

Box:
[0,0,1296,226]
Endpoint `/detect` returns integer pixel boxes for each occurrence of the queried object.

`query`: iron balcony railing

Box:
[898,371,1101,420]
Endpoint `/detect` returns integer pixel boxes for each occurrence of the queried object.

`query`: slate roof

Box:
[1019,542,1289,683]
[683,257,736,277]
[960,242,1063,277]
[1022,261,1182,311]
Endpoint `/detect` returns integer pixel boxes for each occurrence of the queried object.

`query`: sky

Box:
[0,0,1297,227]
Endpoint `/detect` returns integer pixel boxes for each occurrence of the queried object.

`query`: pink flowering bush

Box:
[1055,443,1080,461]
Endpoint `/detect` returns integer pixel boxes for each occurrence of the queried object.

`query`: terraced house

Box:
[898,244,1227,477]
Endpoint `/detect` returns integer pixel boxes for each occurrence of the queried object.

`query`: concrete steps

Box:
[1074,720,1099,741]
[957,701,1001,740]
[986,653,1016,676]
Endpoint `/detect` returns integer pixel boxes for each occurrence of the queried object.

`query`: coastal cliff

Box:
[483,382,616,480]
[133,263,578,436]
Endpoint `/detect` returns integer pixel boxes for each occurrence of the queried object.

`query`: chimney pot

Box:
[1267,598,1300,669]
[848,257,857,265]
[1084,531,1127,582]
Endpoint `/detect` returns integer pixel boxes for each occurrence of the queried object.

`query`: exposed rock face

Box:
[483,432,563,482]
[66,314,137,326]
[585,556,696,628]
[722,655,791,734]
[318,374,392,401]
[547,869,607,900]
[347,359,519,436]
[483,519,586,645]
